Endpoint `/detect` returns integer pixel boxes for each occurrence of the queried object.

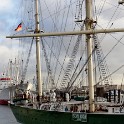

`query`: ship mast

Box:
[35,0,42,96]
[85,0,94,112]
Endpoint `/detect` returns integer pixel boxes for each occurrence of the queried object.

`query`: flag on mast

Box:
[15,23,22,31]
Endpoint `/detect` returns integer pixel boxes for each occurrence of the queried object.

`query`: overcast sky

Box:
[0,1,19,72]
[0,0,124,87]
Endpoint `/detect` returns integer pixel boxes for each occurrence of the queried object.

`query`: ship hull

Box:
[0,99,8,105]
[0,88,10,105]
[10,104,124,124]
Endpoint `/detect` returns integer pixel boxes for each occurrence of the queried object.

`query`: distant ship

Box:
[0,59,20,105]
[0,59,36,105]
[0,77,34,105]
[0,77,11,105]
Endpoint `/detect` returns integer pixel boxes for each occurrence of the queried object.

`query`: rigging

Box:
[41,38,55,89]
[93,34,112,90]
[21,38,34,82]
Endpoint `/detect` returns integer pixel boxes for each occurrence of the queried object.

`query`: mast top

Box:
[118,0,124,4]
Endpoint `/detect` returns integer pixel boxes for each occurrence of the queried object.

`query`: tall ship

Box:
[6,0,124,124]
[0,61,14,105]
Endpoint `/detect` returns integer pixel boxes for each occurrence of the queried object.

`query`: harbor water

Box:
[0,105,20,124]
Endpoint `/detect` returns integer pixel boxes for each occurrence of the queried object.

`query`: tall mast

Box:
[85,0,94,112]
[35,0,42,96]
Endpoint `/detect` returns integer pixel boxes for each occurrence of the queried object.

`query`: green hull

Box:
[10,104,124,124]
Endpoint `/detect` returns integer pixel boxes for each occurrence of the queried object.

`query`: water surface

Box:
[0,105,20,124]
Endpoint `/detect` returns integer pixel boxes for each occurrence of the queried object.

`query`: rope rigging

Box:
[65,49,86,91]
[95,64,124,86]
[67,47,96,92]
[11,0,124,87]
[93,34,113,88]
[94,0,121,43]
[41,0,76,88]
[9,0,124,89]
[55,31,77,87]
[60,24,84,88]
[53,0,74,80]
[21,38,34,82]
[41,38,66,76]
[19,0,35,82]
[93,33,124,86]
[41,38,55,89]
[60,0,84,88]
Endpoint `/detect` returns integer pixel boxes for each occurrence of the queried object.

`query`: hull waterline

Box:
[0,99,8,105]
[10,104,124,124]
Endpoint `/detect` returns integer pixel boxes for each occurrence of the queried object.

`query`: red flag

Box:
[15,23,22,31]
